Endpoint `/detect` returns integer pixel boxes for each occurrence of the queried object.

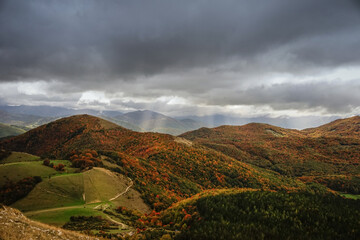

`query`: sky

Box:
[0,0,360,118]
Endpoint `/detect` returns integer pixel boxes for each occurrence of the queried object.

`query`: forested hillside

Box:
[1,115,305,211]
[181,118,360,193]
[1,115,359,239]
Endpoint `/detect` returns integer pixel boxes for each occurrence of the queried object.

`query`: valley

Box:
[0,115,359,239]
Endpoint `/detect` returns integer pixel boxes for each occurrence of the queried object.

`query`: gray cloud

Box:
[0,0,360,116]
[203,80,360,114]
[1,0,360,81]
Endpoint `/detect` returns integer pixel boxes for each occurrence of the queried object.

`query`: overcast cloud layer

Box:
[0,0,360,117]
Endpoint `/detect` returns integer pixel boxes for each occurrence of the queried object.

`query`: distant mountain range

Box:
[0,105,102,118]
[0,105,348,138]
[0,106,205,136]
[0,110,54,130]
[111,110,204,135]
[184,114,340,129]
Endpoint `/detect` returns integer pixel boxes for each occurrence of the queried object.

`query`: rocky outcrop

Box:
[0,204,100,240]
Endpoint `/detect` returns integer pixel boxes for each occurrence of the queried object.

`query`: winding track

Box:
[25,173,133,213]
[109,177,133,201]
[24,205,82,215]
[24,168,134,228]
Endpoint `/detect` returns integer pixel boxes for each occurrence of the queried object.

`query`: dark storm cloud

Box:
[204,80,360,114]
[1,0,360,116]
[1,0,360,83]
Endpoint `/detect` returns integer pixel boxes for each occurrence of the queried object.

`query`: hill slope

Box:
[1,115,305,210]
[0,114,124,158]
[157,189,360,240]
[180,120,360,180]
[0,204,100,240]
[304,115,360,138]
[0,123,26,138]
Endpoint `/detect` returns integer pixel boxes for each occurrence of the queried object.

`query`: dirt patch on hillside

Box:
[174,137,193,146]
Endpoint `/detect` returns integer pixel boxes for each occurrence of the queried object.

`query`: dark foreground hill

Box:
[0,115,304,210]
[157,189,360,240]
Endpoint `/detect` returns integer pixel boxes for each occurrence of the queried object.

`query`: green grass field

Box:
[1,151,40,164]
[0,159,77,186]
[11,167,148,211]
[26,206,105,227]
[0,124,26,138]
[0,161,57,185]
[1,153,150,228]
[14,167,150,227]
[340,193,360,200]
[11,168,128,211]
[83,168,130,203]
[12,173,85,211]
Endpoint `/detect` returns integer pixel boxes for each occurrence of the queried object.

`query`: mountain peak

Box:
[0,114,127,157]
[58,114,120,130]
